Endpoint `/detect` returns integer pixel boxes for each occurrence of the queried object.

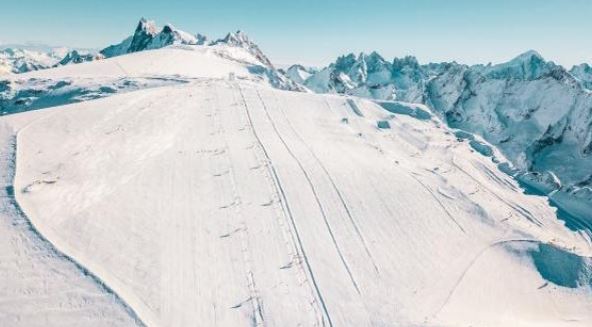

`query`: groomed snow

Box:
[1,48,591,326]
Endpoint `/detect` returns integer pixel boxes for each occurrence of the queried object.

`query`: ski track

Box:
[211,86,265,326]
[433,238,539,318]
[228,85,324,326]
[276,96,381,275]
[253,88,362,296]
[235,83,331,327]
[408,173,466,234]
[450,157,544,227]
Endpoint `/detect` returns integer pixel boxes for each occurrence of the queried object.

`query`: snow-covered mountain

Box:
[283,64,317,84]
[101,18,204,58]
[100,19,280,68]
[55,49,103,66]
[2,18,592,327]
[0,47,62,74]
[212,30,274,68]
[292,50,592,222]
[570,63,592,90]
[2,42,592,326]
[0,44,101,75]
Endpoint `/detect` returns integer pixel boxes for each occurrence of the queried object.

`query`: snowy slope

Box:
[0,56,591,326]
[0,44,298,115]
[0,113,143,326]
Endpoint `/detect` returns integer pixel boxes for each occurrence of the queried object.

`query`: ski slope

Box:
[1,47,592,326]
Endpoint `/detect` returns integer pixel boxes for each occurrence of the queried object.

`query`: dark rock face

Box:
[128,18,158,53]
[100,18,200,58]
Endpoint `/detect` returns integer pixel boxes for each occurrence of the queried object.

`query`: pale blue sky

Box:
[2,0,591,67]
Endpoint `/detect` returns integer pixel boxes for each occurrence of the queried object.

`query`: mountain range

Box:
[287,50,592,224]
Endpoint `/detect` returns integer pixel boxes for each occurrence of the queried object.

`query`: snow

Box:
[1,44,592,326]
[0,115,142,326]
[0,38,591,326]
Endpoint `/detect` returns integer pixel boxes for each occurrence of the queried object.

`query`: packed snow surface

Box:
[0,46,591,327]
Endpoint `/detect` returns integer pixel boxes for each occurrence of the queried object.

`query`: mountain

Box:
[284,64,316,84]
[292,51,592,222]
[55,49,103,66]
[0,47,62,74]
[0,44,102,75]
[2,41,592,326]
[570,63,592,90]
[100,18,204,58]
[212,30,274,67]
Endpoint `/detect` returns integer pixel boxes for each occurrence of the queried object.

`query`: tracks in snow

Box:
[276,95,380,274]
[234,83,331,327]
[210,87,265,326]
[252,89,362,296]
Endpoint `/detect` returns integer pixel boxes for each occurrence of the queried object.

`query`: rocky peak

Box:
[392,56,420,70]
[56,50,101,66]
[570,63,592,89]
[128,18,159,53]
[195,33,208,45]
[484,50,558,80]
[101,18,203,58]
[213,31,273,67]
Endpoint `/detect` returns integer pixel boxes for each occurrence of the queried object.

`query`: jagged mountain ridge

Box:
[0,44,101,75]
[0,18,303,116]
[3,18,278,77]
[0,48,62,74]
[100,18,205,58]
[290,51,592,221]
[571,63,592,90]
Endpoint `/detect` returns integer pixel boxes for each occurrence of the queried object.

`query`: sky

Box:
[2,0,591,68]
